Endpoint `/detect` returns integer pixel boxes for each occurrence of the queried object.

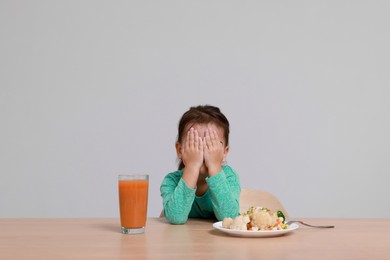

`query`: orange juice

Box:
[118,177,149,231]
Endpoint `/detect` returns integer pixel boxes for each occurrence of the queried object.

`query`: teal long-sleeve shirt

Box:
[160,165,241,224]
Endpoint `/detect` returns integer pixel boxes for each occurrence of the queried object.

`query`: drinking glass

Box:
[118,174,149,234]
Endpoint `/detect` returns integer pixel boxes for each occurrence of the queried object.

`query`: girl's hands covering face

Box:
[181,127,204,171]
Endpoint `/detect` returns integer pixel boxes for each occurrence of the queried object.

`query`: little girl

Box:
[160,105,240,224]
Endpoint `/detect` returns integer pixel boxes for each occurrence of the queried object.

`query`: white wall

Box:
[1,0,389,218]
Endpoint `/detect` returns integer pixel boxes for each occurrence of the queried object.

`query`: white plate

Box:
[212,221,299,237]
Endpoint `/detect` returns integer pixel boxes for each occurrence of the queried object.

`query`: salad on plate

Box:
[222,206,288,231]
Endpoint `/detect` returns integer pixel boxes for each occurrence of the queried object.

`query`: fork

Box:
[286,220,335,228]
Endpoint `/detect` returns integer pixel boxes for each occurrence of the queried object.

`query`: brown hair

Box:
[177,105,230,170]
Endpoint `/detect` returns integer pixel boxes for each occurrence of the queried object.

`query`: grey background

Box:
[1,1,389,218]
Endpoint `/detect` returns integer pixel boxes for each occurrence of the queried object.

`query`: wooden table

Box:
[1,218,389,259]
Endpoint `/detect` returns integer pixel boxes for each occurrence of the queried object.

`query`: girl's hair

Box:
[177,105,230,170]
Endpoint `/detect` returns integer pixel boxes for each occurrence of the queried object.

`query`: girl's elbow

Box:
[164,212,188,225]
[167,217,188,225]
[218,205,240,220]
[170,219,187,225]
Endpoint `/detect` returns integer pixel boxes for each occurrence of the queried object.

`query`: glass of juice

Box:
[118,174,149,234]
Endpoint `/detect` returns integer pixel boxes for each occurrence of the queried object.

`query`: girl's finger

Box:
[187,128,193,147]
[198,137,203,150]
[204,128,211,150]
[210,128,218,146]
[194,129,199,148]
[214,130,223,147]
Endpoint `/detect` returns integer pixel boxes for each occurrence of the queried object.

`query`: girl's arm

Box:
[160,173,196,224]
[206,165,241,220]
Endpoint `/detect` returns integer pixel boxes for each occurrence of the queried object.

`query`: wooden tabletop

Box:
[1,217,389,259]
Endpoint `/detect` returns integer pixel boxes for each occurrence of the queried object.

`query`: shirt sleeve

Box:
[206,166,241,221]
[160,172,196,224]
